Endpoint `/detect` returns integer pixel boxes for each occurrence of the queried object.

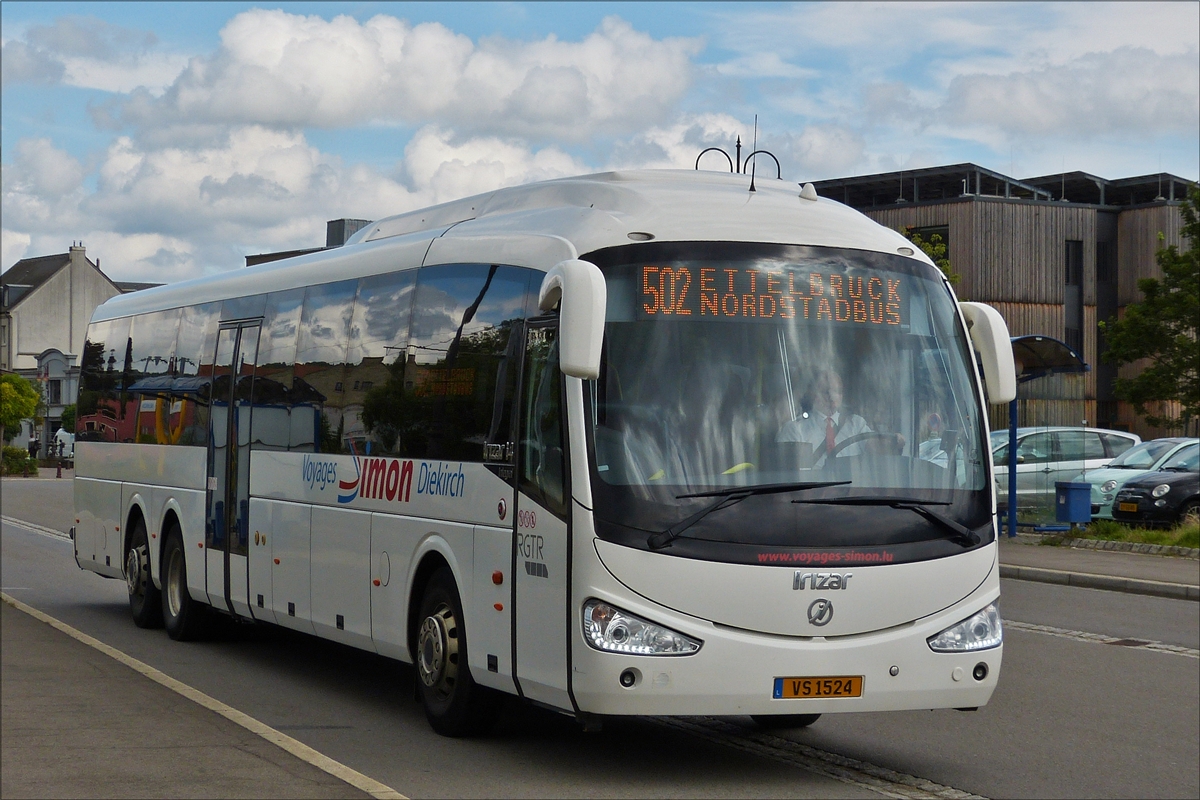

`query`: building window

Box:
[48,379,62,406]
[1064,240,1083,353]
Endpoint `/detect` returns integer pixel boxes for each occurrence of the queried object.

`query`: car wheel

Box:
[126,519,163,628]
[751,714,821,729]
[415,567,498,737]
[1180,500,1200,527]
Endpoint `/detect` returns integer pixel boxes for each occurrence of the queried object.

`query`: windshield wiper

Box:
[647,481,851,550]
[791,496,982,547]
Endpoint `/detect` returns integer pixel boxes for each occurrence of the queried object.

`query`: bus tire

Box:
[751,713,821,729]
[125,518,163,628]
[161,526,208,641]
[415,567,497,737]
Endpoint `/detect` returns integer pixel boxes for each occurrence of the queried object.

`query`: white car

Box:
[53,428,75,460]
[992,427,1141,513]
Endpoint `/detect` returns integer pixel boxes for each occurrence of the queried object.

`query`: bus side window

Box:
[347,270,418,456]
[520,326,567,519]
[127,308,182,444]
[173,302,220,447]
[402,264,532,462]
[297,281,358,454]
[251,288,305,451]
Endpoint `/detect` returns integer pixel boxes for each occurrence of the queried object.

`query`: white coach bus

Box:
[73,169,1016,735]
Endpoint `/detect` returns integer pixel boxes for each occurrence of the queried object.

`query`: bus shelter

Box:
[1002,335,1090,537]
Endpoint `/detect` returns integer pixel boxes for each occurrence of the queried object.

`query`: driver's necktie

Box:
[825,416,836,453]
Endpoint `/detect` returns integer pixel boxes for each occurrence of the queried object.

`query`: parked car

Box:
[1073,438,1198,519]
[1111,446,1200,527]
[992,427,1141,513]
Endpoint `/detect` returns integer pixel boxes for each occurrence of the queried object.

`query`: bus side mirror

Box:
[538,259,607,379]
[959,302,1016,405]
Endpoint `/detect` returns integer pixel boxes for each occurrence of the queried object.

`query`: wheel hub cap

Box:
[416,605,459,698]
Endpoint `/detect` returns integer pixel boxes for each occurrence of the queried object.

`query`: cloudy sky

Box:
[3,2,1197,283]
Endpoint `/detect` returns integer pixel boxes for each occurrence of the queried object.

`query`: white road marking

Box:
[1004,619,1199,658]
[654,716,986,800]
[1,516,71,540]
[1,592,407,800]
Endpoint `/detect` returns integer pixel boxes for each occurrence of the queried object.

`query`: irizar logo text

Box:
[793,571,853,590]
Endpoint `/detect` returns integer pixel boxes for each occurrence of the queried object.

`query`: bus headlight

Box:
[582,600,701,656]
[927,601,1002,653]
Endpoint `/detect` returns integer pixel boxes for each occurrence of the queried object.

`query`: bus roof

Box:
[93,169,931,322]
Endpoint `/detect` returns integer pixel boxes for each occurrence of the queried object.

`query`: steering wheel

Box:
[821,430,902,460]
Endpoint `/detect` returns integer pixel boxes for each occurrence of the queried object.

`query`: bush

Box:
[1,445,38,476]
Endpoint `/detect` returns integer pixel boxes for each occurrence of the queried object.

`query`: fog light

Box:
[1154,499,1167,508]
[619,669,637,687]
[972,662,989,681]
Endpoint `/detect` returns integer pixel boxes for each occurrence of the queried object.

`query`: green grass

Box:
[1053,518,1200,549]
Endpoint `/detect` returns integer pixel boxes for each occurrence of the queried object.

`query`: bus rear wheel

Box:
[751,713,821,729]
[161,526,208,641]
[415,567,497,737]
[125,519,163,628]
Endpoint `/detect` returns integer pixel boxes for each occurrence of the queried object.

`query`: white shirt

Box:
[776,410,871,460]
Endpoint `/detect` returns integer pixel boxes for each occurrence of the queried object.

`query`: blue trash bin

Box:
[1055,481,1092,524]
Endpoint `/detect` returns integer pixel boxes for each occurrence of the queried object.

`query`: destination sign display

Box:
[639,265,906,327]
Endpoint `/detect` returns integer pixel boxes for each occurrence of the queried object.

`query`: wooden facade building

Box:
[813,165,1195,439]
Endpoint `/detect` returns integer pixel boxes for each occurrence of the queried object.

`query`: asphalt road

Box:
[2,484,1198,798]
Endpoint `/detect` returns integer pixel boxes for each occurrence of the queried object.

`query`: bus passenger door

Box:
[511,321,573,709]
[206,322,260,618]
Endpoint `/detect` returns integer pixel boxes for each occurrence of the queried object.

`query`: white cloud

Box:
[3,16,188,92]
[1,230,33,268]
[0,40,66,86]
[3,124,595,279]
[943,47,1199,138]
[401,127,587,204]
[112,11,701,140]
[608,114,866,181]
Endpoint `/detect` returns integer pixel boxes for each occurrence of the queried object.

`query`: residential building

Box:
[1,244,160,450]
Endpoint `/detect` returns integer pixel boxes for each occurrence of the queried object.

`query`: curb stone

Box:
[998,564,1199,602]
[1004,532,1199,559]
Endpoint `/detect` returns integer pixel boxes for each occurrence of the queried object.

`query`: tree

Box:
[60,404,76,434]
[903,227,962,287]
[0,373,41,444]
[1099,185,1200,431]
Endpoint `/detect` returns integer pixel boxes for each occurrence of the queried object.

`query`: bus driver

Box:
[775,368,901,466]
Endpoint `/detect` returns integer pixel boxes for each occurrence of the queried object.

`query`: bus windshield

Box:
[585,242,990,556]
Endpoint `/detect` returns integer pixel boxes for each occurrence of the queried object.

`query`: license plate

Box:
[773,676,863,699]
[1118,502,1139,513]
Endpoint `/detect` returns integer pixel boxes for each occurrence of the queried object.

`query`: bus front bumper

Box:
[569,589,1002,717]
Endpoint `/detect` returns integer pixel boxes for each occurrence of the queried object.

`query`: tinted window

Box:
[520,325,567,518]
[221,294,266,321]
[251,289,306,451]
[348,270,417,455]
[1102,433,1138,457]
[76,317,132,442]
[127,309,182,444]
[396,264,533,461]
[297,281,358,453]
[1016,432,1053,464]
[1056,430,1105,461]
[172,303,220,447]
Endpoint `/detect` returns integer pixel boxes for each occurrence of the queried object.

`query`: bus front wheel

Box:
[126,519,163,628]
[161,526,208,641]
[415,567,497,737]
